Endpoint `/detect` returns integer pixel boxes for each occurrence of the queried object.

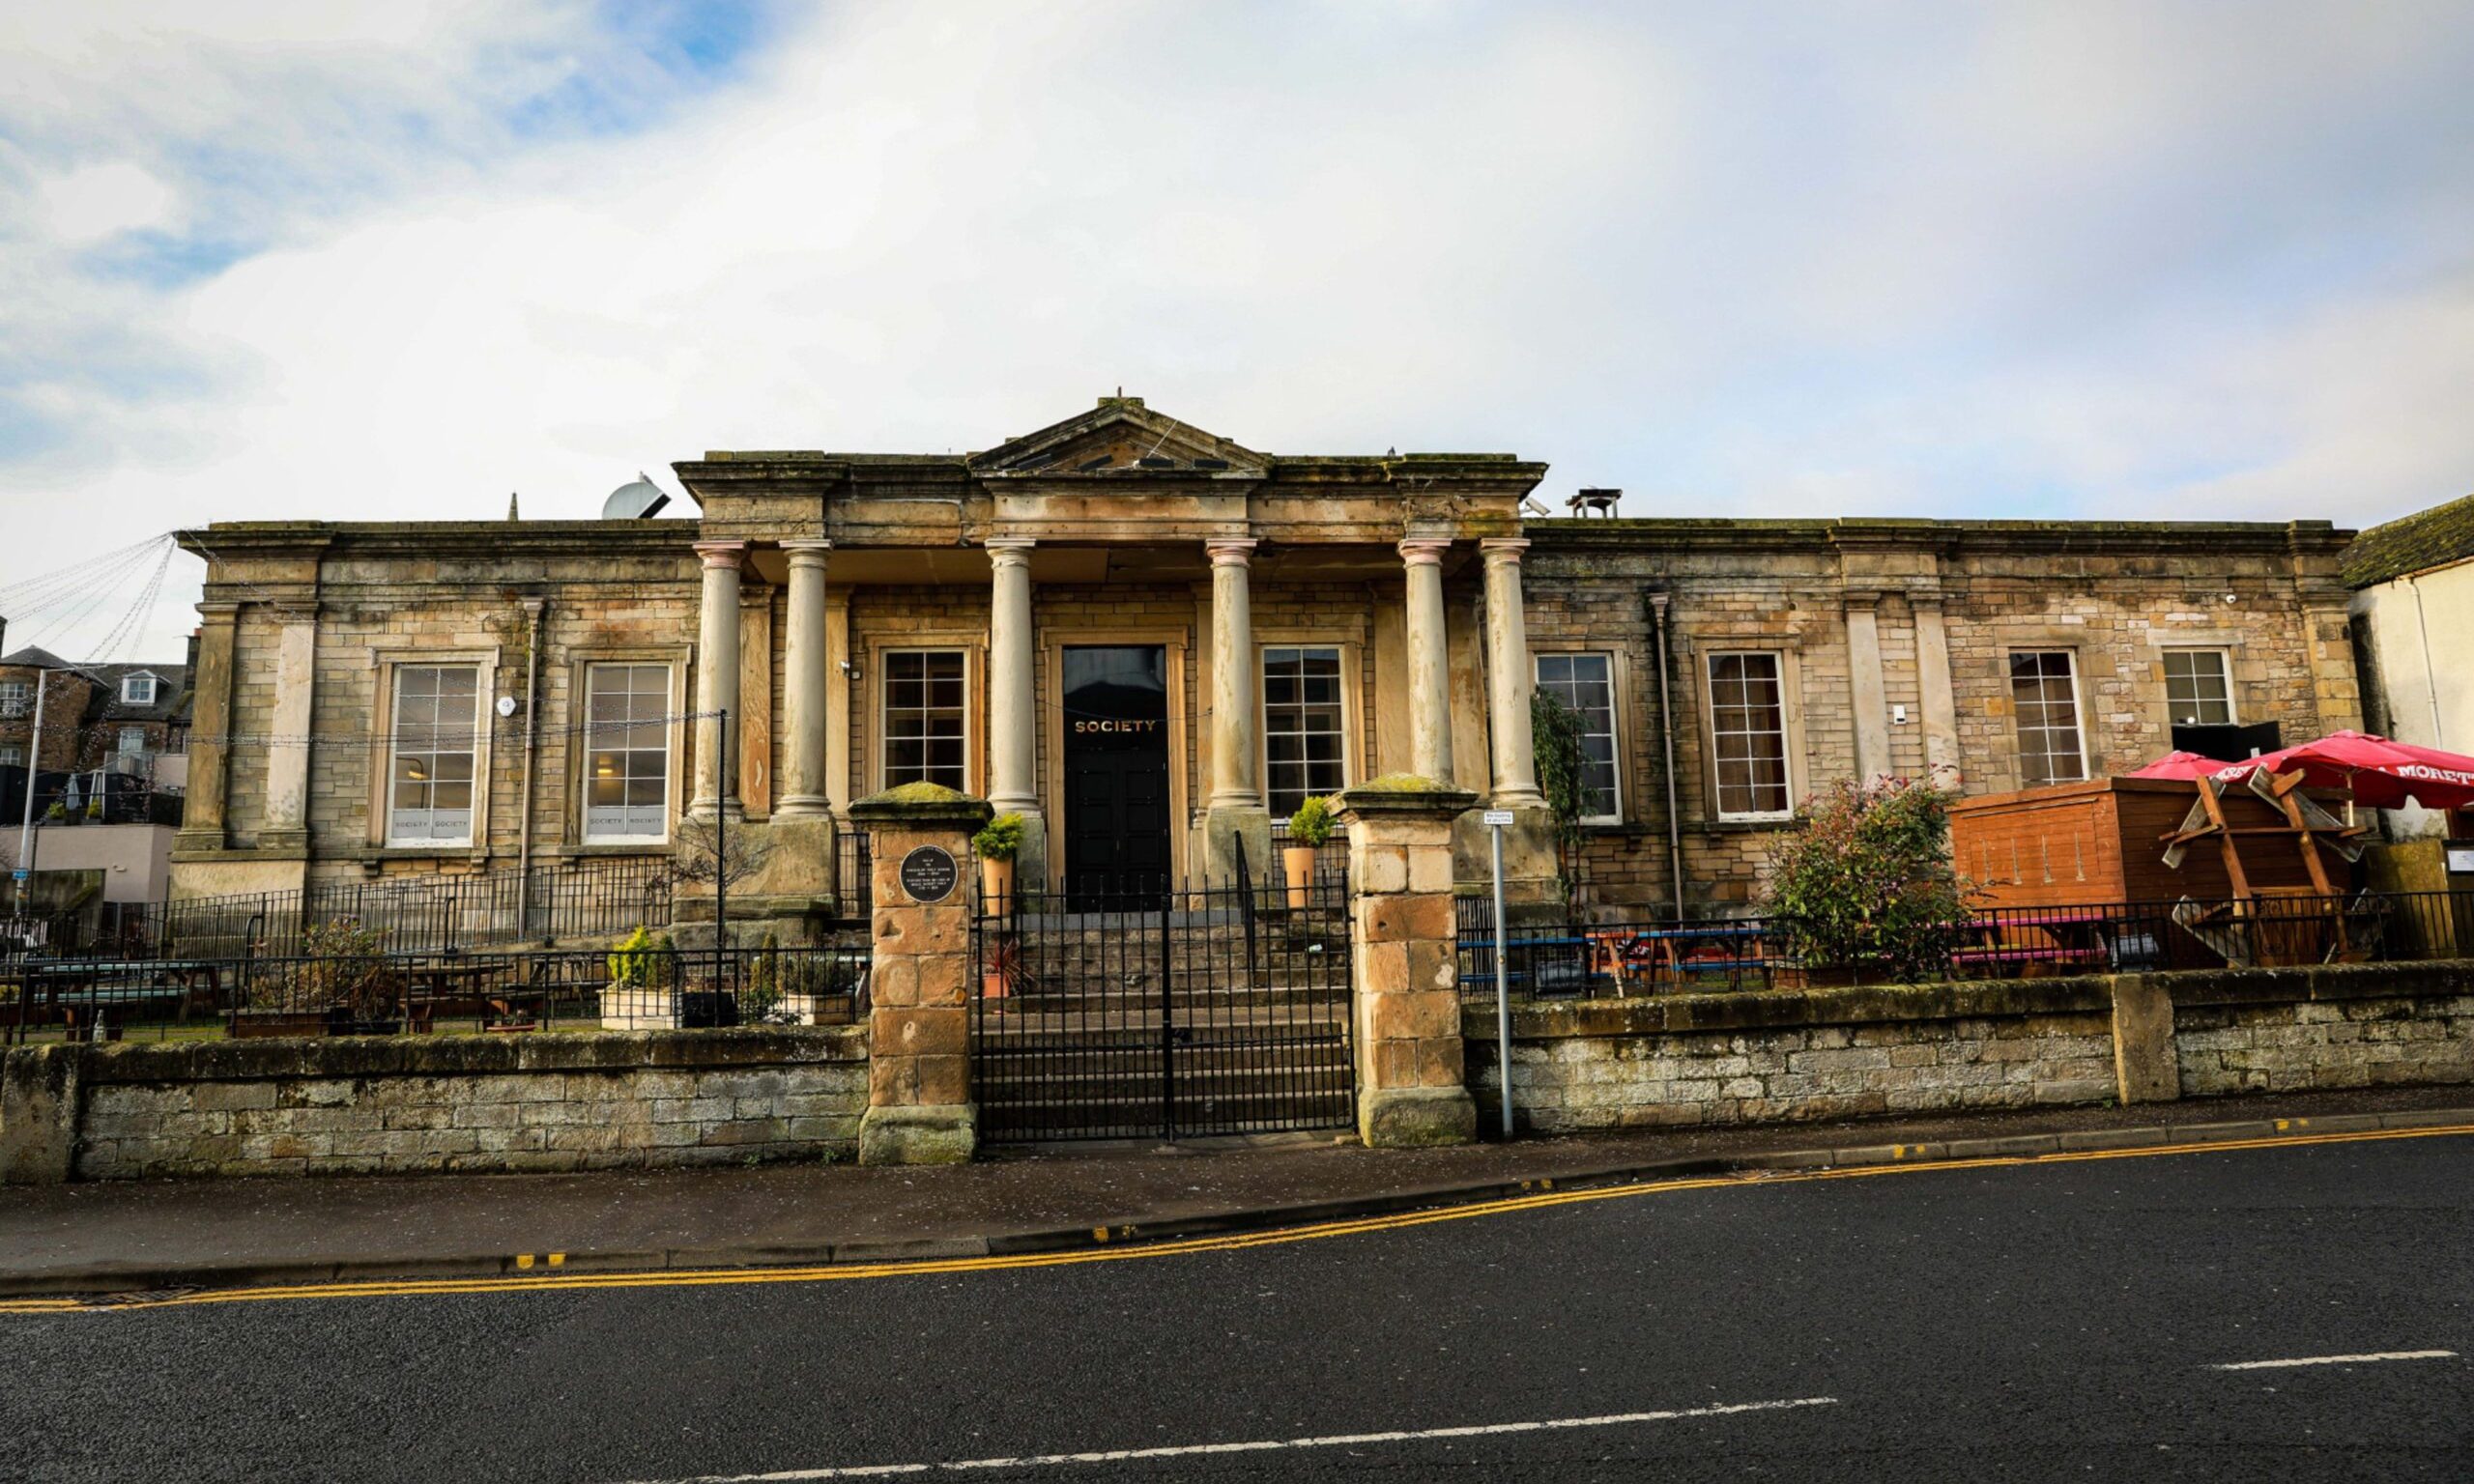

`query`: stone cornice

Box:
[1528,517,2353,556]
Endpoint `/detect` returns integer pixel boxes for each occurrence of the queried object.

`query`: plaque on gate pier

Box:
[899,845,960,903]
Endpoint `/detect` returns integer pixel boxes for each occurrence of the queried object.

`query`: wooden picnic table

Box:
[1951,913,2118,977]
[4,958,226,1042]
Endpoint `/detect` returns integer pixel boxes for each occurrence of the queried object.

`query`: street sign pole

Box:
[1484,808,1515,1138]
[14,671,47,916]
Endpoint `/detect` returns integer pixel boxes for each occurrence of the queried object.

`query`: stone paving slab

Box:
[4,1083,2472,1297]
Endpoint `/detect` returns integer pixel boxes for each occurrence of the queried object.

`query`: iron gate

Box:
[970,872,1355,1142]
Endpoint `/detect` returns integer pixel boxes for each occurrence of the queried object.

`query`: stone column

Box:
[1337,776,1479,1147]
[849,784,990,1165]
[1913,597,1962,787]
[259,609,319,851]
[1204,538,1270,878]
[1399,539,1455,782]
[172,601,240,857]
[775,541,834,821]
[1480,539,1543,808]
[1844,592,1890,785]
[690,541,746,820]
[985,538,1046,880]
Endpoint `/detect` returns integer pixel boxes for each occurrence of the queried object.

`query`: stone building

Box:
[165,396,2360,926]
[2345,491,2474,840]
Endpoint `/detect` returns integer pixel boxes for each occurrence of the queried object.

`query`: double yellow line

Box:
[6,1121,2466,1316]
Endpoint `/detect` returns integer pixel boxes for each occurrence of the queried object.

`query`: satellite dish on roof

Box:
[602,472,671,520]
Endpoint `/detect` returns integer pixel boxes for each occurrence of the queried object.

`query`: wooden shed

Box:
[1947,777,2332,909]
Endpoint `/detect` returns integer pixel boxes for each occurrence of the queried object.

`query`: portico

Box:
[672,396,1554,909]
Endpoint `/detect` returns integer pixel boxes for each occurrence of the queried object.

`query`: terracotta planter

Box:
[1281,844,1318,910]
[980,856,1017,911]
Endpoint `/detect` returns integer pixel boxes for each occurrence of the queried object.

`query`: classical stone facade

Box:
[167,396,2358,924]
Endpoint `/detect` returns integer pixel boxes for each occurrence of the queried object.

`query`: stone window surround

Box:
[1686,637,1808,828]
[1254,629,1364,821]
[864,632,986,799]
[559,643,691,854]
[2144,627,2251,736]
[1531,644,1629,827]
[2160,645,2239,728]
[1040,624,1191,885]
[363,643,500,859]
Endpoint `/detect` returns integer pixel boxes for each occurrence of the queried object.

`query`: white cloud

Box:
[34,160,179,243]
[4,0,2474,658]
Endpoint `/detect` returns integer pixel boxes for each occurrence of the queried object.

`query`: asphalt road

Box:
[6,1130,2472,1483]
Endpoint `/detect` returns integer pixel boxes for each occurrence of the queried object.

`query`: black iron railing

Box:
[0,940,867,1045]
[14,857,676,961]
[1454,889,2474,1000]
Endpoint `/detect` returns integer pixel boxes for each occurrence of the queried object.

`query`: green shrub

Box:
[1530,691,1592,903]
[1285,795,1338,849]
[609,926,676,988]
[1760,777,1976,982]
[972,812,1027,861]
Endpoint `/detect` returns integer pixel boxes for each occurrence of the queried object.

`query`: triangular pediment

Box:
[968,396,1267,478]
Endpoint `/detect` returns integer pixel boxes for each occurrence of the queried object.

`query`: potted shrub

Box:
[974,812,1026,910]
[1283,796,1337,909]
[1759,777,1976,986]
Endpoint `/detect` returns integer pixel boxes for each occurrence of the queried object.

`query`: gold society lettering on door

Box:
[1071,719,1162,734]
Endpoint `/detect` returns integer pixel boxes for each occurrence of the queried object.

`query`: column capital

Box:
[1205,538,1258,567]
[196,600,244,620]
[986,537,1036,568]
[693,540,748,570]
[1397,538,1451,567]
[780,538,833,563]
[1479,536,1531,564]
[1842,587,1884,609]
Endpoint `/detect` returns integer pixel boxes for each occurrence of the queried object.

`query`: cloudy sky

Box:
[5,1,2473,657]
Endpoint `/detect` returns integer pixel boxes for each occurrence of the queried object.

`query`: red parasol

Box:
[2127,750,2234,781]
[2211,730,2474,813]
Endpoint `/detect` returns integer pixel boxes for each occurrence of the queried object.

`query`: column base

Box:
[858,1103,978,1165]
[1451,803,1563,910]
[770,795,836,823]
[1202,804,1272,883]
[989,807,1047,890]
[1358,1085,1477,1149]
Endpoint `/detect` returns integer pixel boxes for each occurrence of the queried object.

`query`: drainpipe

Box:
[2408,575,2445,749]
[1648,592,1684,924]
[514,599,545,941]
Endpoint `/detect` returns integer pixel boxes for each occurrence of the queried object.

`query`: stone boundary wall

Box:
[1469,961,2474,1134]
[2,1027,866,1183]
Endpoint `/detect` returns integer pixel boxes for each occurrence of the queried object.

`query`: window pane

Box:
[2010,651,2086,785]
[389,666,480,845]
[1707,652,1788,817]
[883,649,971,788]
[2164,650,2233,726]
[1537,652,1621,818]
[1263,645,1346,816]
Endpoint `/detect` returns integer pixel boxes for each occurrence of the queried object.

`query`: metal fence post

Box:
[1159,884,1176,1140]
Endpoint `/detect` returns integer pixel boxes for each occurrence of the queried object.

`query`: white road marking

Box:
[2209,1350,2457,1371]
[628,1396,1840,1482]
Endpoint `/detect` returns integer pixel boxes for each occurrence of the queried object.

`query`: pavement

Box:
[6,1106,2473,1481]
[6,1083,2474,1296]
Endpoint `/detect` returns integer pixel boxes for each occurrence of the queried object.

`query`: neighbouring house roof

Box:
[2344,492,2474,588]
[85,662,192,724]
[0,645,72,671]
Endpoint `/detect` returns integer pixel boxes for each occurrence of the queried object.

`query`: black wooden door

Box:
[1061,646,1170,905]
